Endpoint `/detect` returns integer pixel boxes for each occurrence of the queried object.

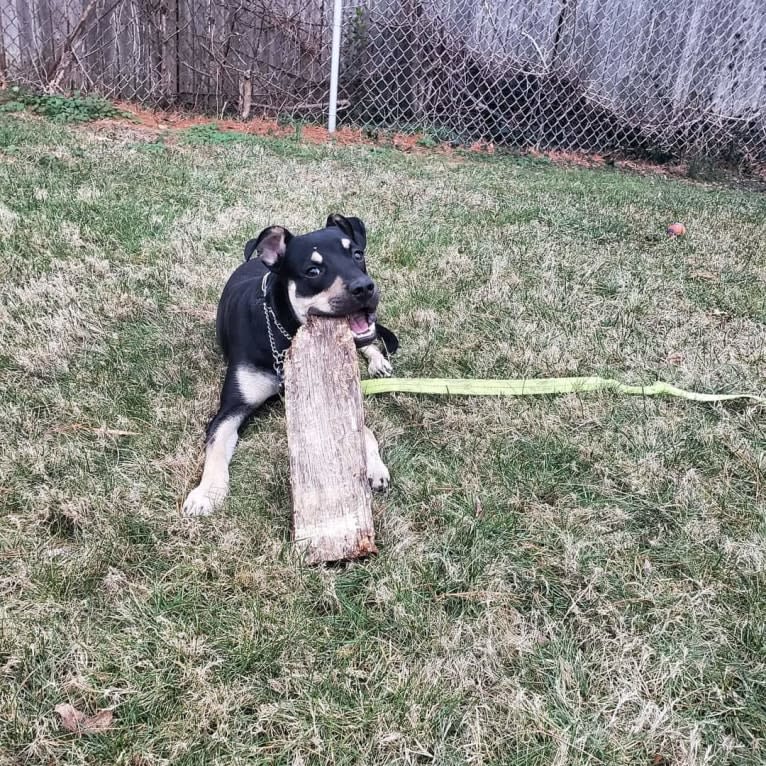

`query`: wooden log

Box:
[284,316,376,565]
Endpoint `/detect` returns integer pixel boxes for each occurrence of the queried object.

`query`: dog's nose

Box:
[349,275,376,300]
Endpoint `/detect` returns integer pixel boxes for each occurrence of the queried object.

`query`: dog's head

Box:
[245,214,378,344]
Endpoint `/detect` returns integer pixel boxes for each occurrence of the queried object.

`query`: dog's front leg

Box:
[183,365,280,517]
[361,344,393,378]
[364,426,390,492]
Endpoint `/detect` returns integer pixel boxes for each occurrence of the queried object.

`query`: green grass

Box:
[1,112,765,766]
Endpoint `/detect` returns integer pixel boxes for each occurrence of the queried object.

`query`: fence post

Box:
[327,0,343,132]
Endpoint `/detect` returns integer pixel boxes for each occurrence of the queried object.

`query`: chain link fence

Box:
[1,0,765,165]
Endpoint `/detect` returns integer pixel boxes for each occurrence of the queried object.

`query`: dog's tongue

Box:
[348,312,370,334]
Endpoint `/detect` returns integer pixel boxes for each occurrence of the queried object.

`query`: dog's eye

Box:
[353,251,365,262]
[305,266,322,278]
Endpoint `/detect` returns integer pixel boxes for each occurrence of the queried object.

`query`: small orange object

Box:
[667,222,686,237]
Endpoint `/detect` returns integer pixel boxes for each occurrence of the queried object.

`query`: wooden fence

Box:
[1,0,764,161]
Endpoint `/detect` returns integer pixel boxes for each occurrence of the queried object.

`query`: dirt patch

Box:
[527,147,695,178]
[83,102,765,187]
[87,102,464,155]
[87,104,535,162]
[90,102,416,150]
[92,102,299,140]
[528,148,606,169]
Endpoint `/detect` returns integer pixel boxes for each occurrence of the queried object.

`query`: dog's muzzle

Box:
[309,284,380,344]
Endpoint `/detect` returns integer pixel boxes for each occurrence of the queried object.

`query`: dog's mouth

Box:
[347,311,377,343]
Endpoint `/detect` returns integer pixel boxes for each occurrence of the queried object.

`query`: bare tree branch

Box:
[48,0,127,91]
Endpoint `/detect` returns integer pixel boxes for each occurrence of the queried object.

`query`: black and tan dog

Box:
[183,214,397,517]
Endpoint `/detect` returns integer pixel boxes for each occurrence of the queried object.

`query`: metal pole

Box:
[327,0,343,132]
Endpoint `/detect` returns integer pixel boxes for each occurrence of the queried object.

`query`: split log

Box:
[284,316,376,564]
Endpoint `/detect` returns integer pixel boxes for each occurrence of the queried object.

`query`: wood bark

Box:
[284,316,376,565]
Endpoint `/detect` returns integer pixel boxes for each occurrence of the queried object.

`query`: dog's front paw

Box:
[368,356,393,378]
[182,485,223,517]
[367,459,390,492]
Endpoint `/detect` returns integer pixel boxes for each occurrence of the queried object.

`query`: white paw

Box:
[368,356,393,378]
[182,485,224,517]
[367,459,390,492]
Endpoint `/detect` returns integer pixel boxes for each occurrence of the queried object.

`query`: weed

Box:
[181,122,248,145]
[0,86,125,123]
[275,114,306,140]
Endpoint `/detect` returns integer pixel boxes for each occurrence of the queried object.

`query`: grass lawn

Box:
[1,113,765,766]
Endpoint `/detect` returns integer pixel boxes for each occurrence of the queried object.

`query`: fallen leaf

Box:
[82,710,114,733]
[55,703,84,732]
[55,703,113,734]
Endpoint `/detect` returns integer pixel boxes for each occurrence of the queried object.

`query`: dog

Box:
[182,214,397,517]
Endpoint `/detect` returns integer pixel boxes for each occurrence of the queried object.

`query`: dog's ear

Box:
[245,225,293,267]
[325,214,367,251]
[243,239,259,262]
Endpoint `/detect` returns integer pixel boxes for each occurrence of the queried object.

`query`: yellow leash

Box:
[361,376,766,404]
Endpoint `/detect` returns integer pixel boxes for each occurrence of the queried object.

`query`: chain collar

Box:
[262,273,293,381]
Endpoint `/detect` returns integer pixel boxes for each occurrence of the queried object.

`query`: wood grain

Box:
[284,316,376,565]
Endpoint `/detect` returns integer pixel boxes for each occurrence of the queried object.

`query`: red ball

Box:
[667,222,686,237]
